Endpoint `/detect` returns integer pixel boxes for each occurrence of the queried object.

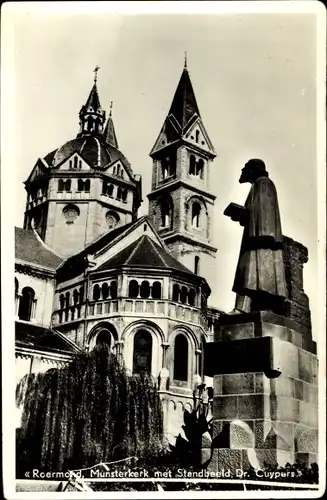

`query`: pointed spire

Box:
[168,59,200,130]
[103,102,119,148]
[184,51,187,68]
[78,69,105,137]
[84,83,102,112]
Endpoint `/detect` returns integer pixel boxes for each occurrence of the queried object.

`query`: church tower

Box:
[148,59,217,282]
[23,69,142,257]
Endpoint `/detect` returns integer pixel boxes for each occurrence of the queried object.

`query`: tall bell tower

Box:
[148,58,217,282]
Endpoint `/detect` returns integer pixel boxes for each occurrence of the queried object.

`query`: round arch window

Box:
[63,204,80,224]
[133,330,152,374]
[96,329,112,347]
[105,211,120,230]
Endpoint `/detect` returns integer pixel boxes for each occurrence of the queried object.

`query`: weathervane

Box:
[93,65,100,83]
[109,101,113,116]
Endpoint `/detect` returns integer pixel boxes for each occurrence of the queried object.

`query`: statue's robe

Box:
[233,176,288,299]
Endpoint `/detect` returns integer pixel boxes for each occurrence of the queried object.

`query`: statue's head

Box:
[239,158,268,184]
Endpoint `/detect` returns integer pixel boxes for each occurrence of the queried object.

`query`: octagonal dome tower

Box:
[23,72,142,258]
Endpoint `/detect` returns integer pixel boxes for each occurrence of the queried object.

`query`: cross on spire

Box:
[93,65,100,83]
[109,101,113,116]
[184,51,188,68]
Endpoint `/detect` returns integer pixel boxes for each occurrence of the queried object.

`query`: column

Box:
[161,342,170,369]
[114,340,124,364]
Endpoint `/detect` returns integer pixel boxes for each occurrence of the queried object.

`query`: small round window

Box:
[105,211,120,230]
[63,204,80,224]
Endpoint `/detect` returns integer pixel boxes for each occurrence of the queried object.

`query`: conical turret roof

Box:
[82,83,102,113]
[103,109,118,148]
[168,66,200,130]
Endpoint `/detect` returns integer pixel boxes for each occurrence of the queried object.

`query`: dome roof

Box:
[43,136,134,176]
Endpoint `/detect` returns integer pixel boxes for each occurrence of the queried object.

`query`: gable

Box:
[183,118,216,155]
[57,152,91,172]
[150,118,181,156]
[25,160,48,184]
[89,218,166,271]
[105,159,132,182]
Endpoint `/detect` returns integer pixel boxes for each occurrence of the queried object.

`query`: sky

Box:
[4,2,324,338]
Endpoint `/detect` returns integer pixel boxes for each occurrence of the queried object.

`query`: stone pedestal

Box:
[203,312,318,472]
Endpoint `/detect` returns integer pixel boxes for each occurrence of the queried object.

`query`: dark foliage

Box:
[16,345,164,476]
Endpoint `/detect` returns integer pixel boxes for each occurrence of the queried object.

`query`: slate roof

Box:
[56,218,139,282]
[15,227,62,270]
[97,234,195,276]
[43,135,134,177]
[168,66,200,130]
[103,114,119,149]
[16,321,81,355]
[82,83,102,112]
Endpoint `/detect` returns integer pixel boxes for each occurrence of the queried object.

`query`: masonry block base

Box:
[202,312,318,472]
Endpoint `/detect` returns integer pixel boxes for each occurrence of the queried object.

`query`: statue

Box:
[224,159,288,314]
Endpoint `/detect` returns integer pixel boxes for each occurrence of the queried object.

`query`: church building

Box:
[15,63,222,441]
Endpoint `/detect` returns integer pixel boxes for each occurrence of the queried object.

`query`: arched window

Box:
[192,202,201,228]
[121,189,128,203]
[79,286,84,303]
[58,179,64,192]
[129,280,139,298]
[65,292,70,308]
[77,179,84,191]
[161,199,171,228]
[87,116,94,131]
[169,153,176,176]
[174,334,188,381]
[95,117,102,134]
[102,182,114,197]
[151,281,162,299]
[189,155,196,175]
[180,286,188,304]
[59,294,65,309]
[195,130,200,143]
[18,287,35,322]
[172,284,179,302]
[133,330,152,374]
[93,284,100,301]
[140,280,150,299]
[96,329,112,347]
[162,158,169,179]
[102,282,109,300]
[110,281,117,299]
[84,179,90,192]
[188,289,196,306]
[73,289,79,305]
[196,159,204,179]
[73,156,78,169]
[65,180,71,192]
[194,256,200,275]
